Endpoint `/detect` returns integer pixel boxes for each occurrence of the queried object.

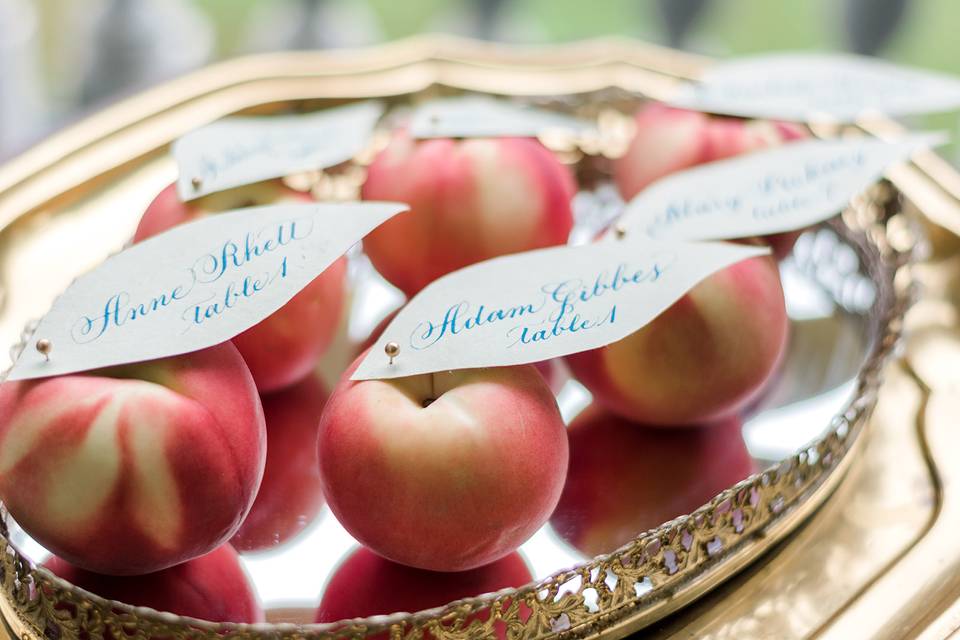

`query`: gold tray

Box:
[0,36,955,640]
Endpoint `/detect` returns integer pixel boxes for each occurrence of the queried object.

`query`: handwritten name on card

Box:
[352,239,769,380]
[174,101,384,200]
[409,95,594,139]
[670,53,960,122]
[8,202,408,381]
[614,133,944,242]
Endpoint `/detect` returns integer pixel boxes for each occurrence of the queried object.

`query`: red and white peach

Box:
[317,356,569,572]
[361,131,575,296]
[136,180,347,392]
[0,343,266,575]
[613,104,807,259]
[612,105,709,203]
[613,103,807,202]
[231,373,328,553]
[316,547,531,628]
[565,255,788,426]
[550,409,754,556]
[44,544,263,623]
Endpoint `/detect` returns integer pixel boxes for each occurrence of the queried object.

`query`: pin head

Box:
[613,225,626,239]
[191,176,203,189]
[35,339,52,361]
[384,342,400,365]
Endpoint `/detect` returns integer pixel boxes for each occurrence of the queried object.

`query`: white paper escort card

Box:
[174,101,384,200]
[614,133,944,242]
[670,52,960,122]
[409,95,594,139]
[352,239,769,380]
[8,202,408,381]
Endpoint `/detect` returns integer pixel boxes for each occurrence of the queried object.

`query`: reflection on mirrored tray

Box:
[4,175,878,624]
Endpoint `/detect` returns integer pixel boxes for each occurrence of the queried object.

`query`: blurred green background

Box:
[29,0,959,68]
[3,0,959,158]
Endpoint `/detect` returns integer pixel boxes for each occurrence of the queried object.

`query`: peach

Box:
[317,356,568,572]
[361,131,575,296]
[231,374,328,552]
[550,408,754,557]
[136,180,347,392]
[316,547,531,634]
[0,343,266,575]
[565,255,788,426]
[612,104,710,204]
[703,116,808,165]
[614,104,807,201]
[44,544,263,623]
[614,104,807,258]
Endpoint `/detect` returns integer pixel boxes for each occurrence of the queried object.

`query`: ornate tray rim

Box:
[0,35,919,640]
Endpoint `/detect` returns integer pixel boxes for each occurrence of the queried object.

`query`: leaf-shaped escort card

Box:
[670,52,960,122]
[615,133,944,242]
[409,95,594,139]
[174,101,384,200]
[8,202,408,381]
[352,239,769,380]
